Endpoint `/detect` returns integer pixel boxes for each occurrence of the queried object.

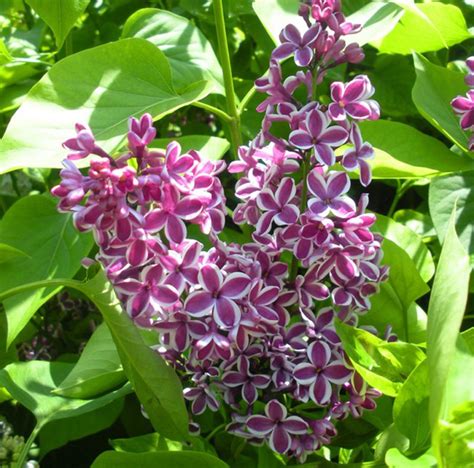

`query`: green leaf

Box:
[374,215,435,282]
[39,399,123,456]
[346,2,404,47]
[385,448,436,467]
[335,321,425,397]
[368,55,417,118]
[149,135,230,161]
[427,208,470,429]
[91,451,229,468]
[0,38,12,65]
[0,195,93,348]
[358,238,429,343]
[362,294,427,345]
[111,433,162,453]
[374,424,409,462]
[0,38,212,174]
[358,120,474,179]
[25,0,90,49]
[79,271,189,441]
[393,359,431,452]
[0,360,130,426]
[429,171,474,260]
[121,8,223,93]
[412,53,470,151]
[438,401,474,466]
[375,2,471,54]
[252,0,306,44]
[54,322,125,399]
[393,210,436,239]
[0,243,29,263]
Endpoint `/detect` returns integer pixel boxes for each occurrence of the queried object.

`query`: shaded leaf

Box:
[429,171,474,261]
[0,360,130,426]
[426,208,470,428]
[0,38,212,174]
[374,215,435,282]
[358,120,474,179]
[376,3,471,54]
[122,8,223,93]
[25,0,91,48]
[91,450,229,468]
[393,359,431,452]
[412,53,470,151]
[54,322,125,399]
[0,195,93,348]
[78,271,189,441]
[0,243,29,263]
[39,399,123,456]
[335,321,425,397]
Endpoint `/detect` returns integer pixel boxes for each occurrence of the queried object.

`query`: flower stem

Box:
[213,0,242,156]
[387,179,414,218]
[193,101,233,123]
[289,154,310,281]
[16,424,41,468]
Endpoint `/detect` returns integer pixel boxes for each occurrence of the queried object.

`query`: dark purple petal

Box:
[185,291,214,317]
[314,143,335,166]
[247,416,274,435]
[199,264,222,293]
[323,363,352,384]
[266,399,286,421]
[289,130,313,149]
[221,273,251,299]
[308,341,331,369]
[272,42,297,60]
[281,416,308,434]
[223,372,247,386]
[327,171,350,198]
[294,364,317,385]
[310,375,332,405]
[294,46,313,67]
[215,297,241,328]
[269,425,291,454]
[165,215,186,244]
[242,382,258,404]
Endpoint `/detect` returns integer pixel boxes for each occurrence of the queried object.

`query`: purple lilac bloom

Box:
[451,56,474,151]
[52,0,389,461]
[247,400,308,454]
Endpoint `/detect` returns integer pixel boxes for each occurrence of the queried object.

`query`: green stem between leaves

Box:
[213,0,242,156]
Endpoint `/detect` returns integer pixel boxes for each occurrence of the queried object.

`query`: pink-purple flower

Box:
[328,75,380,122]
[247,400,308,454]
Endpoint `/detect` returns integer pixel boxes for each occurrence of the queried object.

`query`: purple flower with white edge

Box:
[328,75,380,122]
[289,108,348,166]
[247,400,308,454]
[273,24,320,67]
[342,123,374,186]
[256,177,300,234]
[185,264,251,328]
[144,185,203,244]
[114,264,179,318]
[465,57,474,87]
[451,89,474,130]
[295,264,330,308]
[184,384,220,415]
[294,341,352,405]
[307,169,356,219]
[222,357,271,404]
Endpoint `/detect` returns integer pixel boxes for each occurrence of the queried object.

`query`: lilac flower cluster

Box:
[52,0,388,462]
[451,56,474,151]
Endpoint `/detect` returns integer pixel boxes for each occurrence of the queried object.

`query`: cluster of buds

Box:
[52,0,388,462]
[451,56,474,151]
